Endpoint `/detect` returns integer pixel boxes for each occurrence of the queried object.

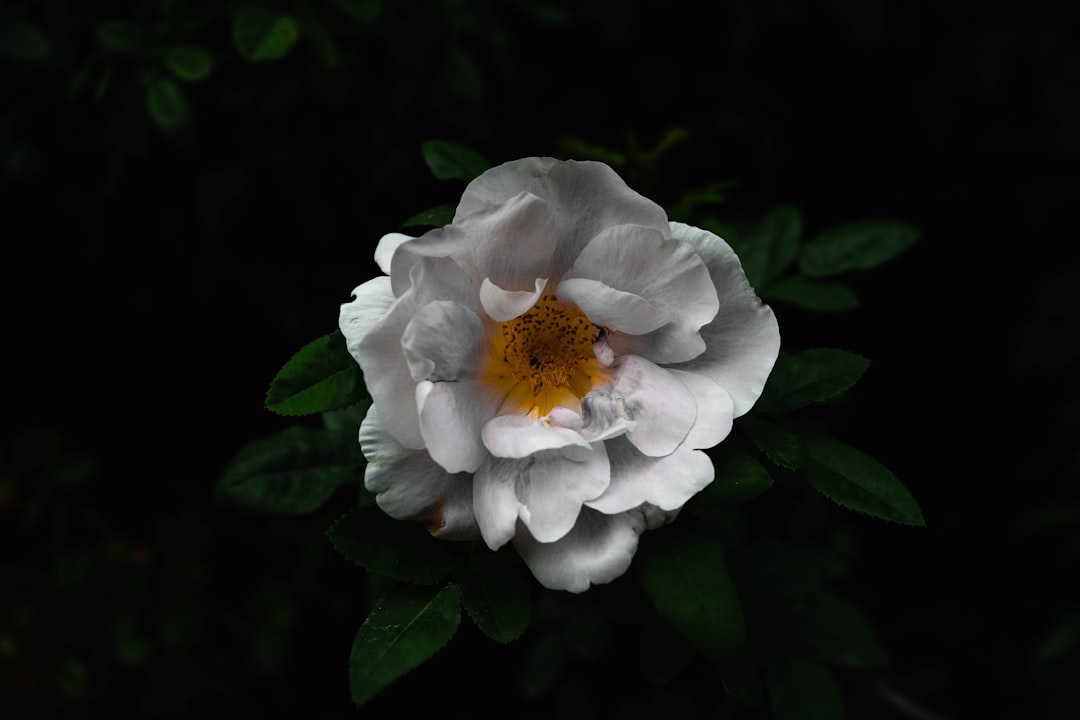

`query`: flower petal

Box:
[455,158,671,276]
[668,369,734,450]
[555,278,669,334]
[480,277,548,322]
[586,436,714,515]
[401,300,485,382]
[481,415,591,460]
[513,507,646,593]
[374,233,413,275]
[564,223,719,329]
[606,320,707,365]
[339,277,395,357]
[416,379,501,474]
[360,405,478,539]
[601,355,697,457]
[669,222,781,417]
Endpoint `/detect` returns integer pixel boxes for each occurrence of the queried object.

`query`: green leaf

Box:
[455,552,530,643]
[334,0,382,23]
[217,425,362,515]
[0,21,52,61]
[233,7,299,62]
[146,77,191,135]
[421,140,492,181]
[637,520,745,665]
[95,20,147,55]
[799,220,920,277]
[165,45,214,82]
[766,656,844,720]
[738,416,804,470]
[328,507,453,585]
[803,434,924,526]
[762,276,860,312]
[401,203,455,228]
[349,582,461,706]
[265,330,368,416]
[757,349,870,414]
[740,204,802,287]
[297,6,340,69]
[796,592,890,668]
[695,446,773,505]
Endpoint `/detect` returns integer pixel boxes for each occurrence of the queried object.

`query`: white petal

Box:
[564,223,719,329]
[607,320,706,365]
[465,191,557,290]
[401,300,485,382]
[604,355,697,457]
[513,508,646,593]
[481,415,591,459]
[579,389,637,443]
[586,436,714,515]
[416,379,501,474]
[339,277,395,357]
[670,222,781,417]
[360,405,478,539]
[668,369,734,450]
[473,456,528,550]
[389,228,477,299]
[374,233,413,275]
[555,278,669,335]
[480,277,548,322]
[516,443,611,543]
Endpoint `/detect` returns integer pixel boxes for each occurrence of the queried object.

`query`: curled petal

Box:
[481,415,591,460]
[417,379,501,474]
[480,277,548,322]
[586,436,714,515]
[513,507,647,593]
[401,300,485,382]
[374,233,413,275]
[667,369,734,450]
[360,406,478,539]
[599,355,697,457]
[555,278,669,335]
[669,222,781,417]
[607,320,707,365]
[339,277,395,357]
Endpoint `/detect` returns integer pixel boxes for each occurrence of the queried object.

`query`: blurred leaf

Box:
[757,349,869,414]
[637,520,745,665]
[0,21,51,61]
[349,582,461,706]
[328,507,453,585]
[803,434,924,526]
[696,446,773,505]
[735,204,802,287]
[762,276,860,312]
[518,633,568,701]
[800,220,920,277]
[146,77,191,135]
[95,20,148,55]
[510,0,571,25]
[797,592,890,668]
[766,656,844,720]
[722,662,764,706]
[265,330,368,416]
[297,6,340,69]
[738,416,804,470]
[421,140,492,181]
[1031,607,1080,673]
[555,135,626,167]
[639,616,694,686]
[402,203,455,228]
[233,8,299,62]
[456,551,531,643]
[334,0,382,23]
[217,425,362,515]
[165,46,213,82]
[666,180,739,220]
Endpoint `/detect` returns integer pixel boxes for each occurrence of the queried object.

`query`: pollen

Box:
[485,293,610,416]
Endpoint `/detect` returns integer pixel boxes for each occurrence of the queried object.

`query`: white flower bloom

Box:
[340,158,780,592]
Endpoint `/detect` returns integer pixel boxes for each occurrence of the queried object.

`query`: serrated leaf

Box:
[803,435,924,526]
[265,330,368,416]
[233,7,299,62]
[328,507,453,585]
[1,21,52,61]
[797,592,890,668]
[401,203,455,228]
[766,656,844,720]
[637,520,745,665]
[696,446,773,505]
[762,276,860,312]
[217,425,363,515]
[758,349,869,414]
[740,204,802,287]
[349,582,461,706]
[800,220,920,277]
[421,140,492,181]
[738,416,804,470]
[166,45,213,82]
[456,552,530,643]
[146,77,191,135]
[95,20,147,55]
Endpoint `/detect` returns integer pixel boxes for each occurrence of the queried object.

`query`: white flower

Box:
[340,157,780,592]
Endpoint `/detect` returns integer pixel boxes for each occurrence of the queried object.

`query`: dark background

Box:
[3,0,1078,717]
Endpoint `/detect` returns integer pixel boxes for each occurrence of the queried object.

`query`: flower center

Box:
[486,293,609,416]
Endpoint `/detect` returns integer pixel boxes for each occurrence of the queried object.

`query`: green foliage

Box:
[739,415,804,470]
[758,348,870,414]
[348,582,461,706]
[233,7,299,62]
[328,507,453,585]
[730,204,802,289]
[800,220,920,276]
[804,434,925,525]
[146,76,191,136]
[217,425,363,515]
[766,656,845,720]
[455,551,531,643]
[265,330,369,416]
[421,139,492,181]
[333,0,382,24]
[0,21,52,61]
[761,276,861,311]
[165,46,213,82]
[95,20,148,56]
[401,203,456,228]
[796,592,890,668]
[637,520,746,665]
[695,446,774,506]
